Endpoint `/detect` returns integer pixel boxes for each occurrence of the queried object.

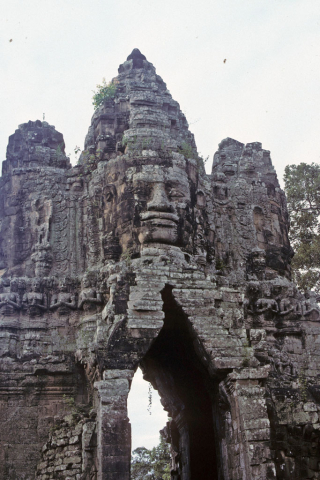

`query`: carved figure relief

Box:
[22,278,47,317]
[0,278,21,317]
[302,291,320,320]
[78,274,103,313]
[49,278,77,315]
[1,49,320,480]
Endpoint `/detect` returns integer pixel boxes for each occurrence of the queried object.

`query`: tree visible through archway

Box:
[128,367,170,479]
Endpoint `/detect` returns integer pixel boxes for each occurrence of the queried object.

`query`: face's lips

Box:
[140,211,179,224]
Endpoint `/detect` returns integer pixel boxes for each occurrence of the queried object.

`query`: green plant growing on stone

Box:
[63,394,76,408]
[78,148,103,173]
[56,144,62,155]
[178,142,194,159]
[49,423,60,433]
[122,135,139,154]
[63,395,90,416]
[63,395,81,415]
[157,142,171,159]
[121,249,132,266]
[199,154,209,165]
[197,154,209,173]
[215,258,226,271]
[55,144,64,160]
[141,137,152,150]
[178,142,209,172]
[242,340,251,368]
[121,135,128,148]
[92,78,118,109]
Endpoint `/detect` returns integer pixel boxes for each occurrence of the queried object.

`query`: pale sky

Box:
[128,368,168,450]
[1,0,320,449]
[1,0,320,183]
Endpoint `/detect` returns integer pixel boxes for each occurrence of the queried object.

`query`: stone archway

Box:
[94,281,225,480]
[140,284,221,480]
[2,50,315,480]
[93,245,276,480]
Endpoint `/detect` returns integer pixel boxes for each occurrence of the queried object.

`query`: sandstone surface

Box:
[0,48,320,479]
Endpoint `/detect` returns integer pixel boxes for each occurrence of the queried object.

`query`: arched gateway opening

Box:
[129,367,168,450]
[136,285,220,480]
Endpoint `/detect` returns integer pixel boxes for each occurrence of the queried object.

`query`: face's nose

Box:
[147,183,173,212]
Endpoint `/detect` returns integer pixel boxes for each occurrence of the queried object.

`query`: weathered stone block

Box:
[1,48,319,480]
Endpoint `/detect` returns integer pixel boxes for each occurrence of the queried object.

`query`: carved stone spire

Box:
[2,120,70,175]
[84,49,197,157]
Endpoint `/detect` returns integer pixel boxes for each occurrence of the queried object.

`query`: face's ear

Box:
[196,190,206,209]
[103,185,117,202]
[185,159,198,186]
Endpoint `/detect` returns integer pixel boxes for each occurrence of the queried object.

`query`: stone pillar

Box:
[94,369,134,480]
[228,366,277,480]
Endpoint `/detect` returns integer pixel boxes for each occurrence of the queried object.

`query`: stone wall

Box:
[0,48,320,479]
[36,411,96,480]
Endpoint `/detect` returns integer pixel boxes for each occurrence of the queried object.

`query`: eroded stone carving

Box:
[22,278,48,316]
[0,278,21,316]
[78,274,103,312]
[0,49,320,480]
[49,278,77,314]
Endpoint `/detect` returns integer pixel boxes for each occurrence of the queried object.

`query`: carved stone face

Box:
[31,278,42,292]
[0,331,17,358]
[21,333,41,359]
[213,154,237,179]
[81,274,92,289]
[251,249,266,272]
[31,242,53,277]
[262,283,272,297]
[287,286,296,297]
[132,158,193,246]
[99,153,198,252]
[59,278,68,292]
[239,157,255,175]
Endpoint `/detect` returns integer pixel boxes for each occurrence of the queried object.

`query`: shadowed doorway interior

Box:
[139,285,220,480]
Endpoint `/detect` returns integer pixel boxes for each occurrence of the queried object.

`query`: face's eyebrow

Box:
[169,179,190,191]
[133,172,165,182]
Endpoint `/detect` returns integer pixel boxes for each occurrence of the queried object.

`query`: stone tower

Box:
[0,49,320,479]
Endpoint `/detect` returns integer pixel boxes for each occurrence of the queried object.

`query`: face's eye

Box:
[105,192,113,202]
[103,184,117,203]
[133,184,152,198]
[169,188,185,198]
